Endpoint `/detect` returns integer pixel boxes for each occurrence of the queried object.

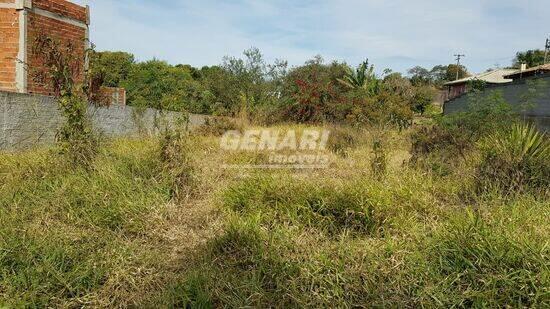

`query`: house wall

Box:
[447,83,467,100]
[443,74,550,132]
[32,0,87,21]
[26,0,88,95]
[0,0,88,95]
[0,0,19,92]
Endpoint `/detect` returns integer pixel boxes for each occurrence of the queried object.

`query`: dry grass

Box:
[0,123,548,308]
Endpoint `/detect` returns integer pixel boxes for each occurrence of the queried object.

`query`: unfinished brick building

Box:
[0,0,90,96]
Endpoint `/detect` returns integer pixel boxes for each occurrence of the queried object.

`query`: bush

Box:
[222,176,388,237]
[0,139,174,307]
[427,207,549,307]
[411,91,517,170]
[411,124,470,160]
[371,132,388,178]
[411,85,437,115]
[55,91,100,167]
[343,87,414,129]
[476,122,550,195]
[194,117,244,137]
[159,114,196,201]
[326,126,363,157]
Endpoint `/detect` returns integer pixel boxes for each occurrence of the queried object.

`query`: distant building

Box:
[444,69,516,101]
[444,71,550,132]
[503,64,550,80]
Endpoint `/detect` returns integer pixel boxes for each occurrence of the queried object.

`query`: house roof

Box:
[503,64,550,79]
[444,69,516,86]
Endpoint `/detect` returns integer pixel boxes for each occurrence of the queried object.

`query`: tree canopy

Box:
[89,49,439,126]
[407,64,469,86]
[89,51,135,88]
[121,59,212,113]
[514,50,546,68]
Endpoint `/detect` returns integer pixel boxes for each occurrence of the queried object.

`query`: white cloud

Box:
[73,0,550,73]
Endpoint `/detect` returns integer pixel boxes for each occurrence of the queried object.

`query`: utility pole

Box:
[544,38,550,64]
[454,54,465,80]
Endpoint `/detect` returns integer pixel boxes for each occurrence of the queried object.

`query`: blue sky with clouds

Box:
[73,0,550,74]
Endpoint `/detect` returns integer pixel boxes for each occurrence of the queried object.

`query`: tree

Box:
[212,47,293,118]
[429,65,449,85]
[121,60,211,113]
[514,50,546,68]
[281,57,348,103]
[281,57,348,122]
[408,66,432,86]
[382,72,435,117]
[199,65,242,115]
[89,51,135,87]
[221,47,269,112]
[337,59,380,95]
[412,86,436,115]
[445,64,469,82]
[383,72,414,99]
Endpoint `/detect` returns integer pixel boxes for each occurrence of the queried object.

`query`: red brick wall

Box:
[0,0,87,95]
[100,87,127,106]
[26,0,88,96]
[27,11,86,95]
[0,0,19,92]
[32,0,87,23]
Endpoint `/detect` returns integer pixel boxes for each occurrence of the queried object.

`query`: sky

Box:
[73,0,550,74]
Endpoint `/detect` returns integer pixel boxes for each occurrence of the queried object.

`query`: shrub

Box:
[326,126,363,157]
[371,133,388,178]
[0,139,174,307]
[476,122,550,195]
[411,124,470,160]
[194,117,244,137]
[278,57,348,124]
[411,91,517,170]
[411,85,436,115]
[159,114,196,201]
[343,88,414,130]
[222,176,390,237]
[283,77,343,123]
[427,207,549,307]
[31,34,100,167]
[55,91,100,167]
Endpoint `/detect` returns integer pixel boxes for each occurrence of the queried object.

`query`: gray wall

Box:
[0,91,208,151]
[443,74,550,132]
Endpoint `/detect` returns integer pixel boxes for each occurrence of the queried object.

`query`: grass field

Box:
[0,124,548,307]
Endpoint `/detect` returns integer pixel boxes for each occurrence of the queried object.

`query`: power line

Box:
[454,54,465,80]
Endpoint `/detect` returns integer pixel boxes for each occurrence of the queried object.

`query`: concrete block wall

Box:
[0,91,208,151]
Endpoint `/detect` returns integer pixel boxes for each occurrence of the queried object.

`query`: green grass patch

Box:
[0,139,174,307]
[171,171,548,308]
